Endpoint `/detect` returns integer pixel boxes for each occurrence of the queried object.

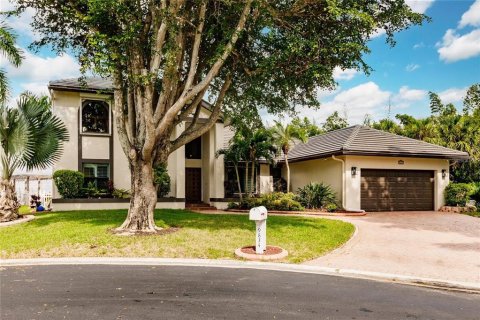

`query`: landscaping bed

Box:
[226,208,366,216]
[0,209,354,263]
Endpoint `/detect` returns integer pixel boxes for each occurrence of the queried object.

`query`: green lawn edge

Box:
[1,209,354,263]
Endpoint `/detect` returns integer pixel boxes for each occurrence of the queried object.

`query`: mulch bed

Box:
[240,245,283,255]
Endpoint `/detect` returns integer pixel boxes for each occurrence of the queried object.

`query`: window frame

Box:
[80,99,112,136]
[82,162,111,189]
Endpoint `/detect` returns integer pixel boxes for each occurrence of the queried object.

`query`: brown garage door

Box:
[361,169,434,212]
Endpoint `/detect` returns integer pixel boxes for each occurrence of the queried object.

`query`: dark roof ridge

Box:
[342,125,362,151]
[304,124,360,141]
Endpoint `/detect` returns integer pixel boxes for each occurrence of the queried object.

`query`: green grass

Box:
[463,211,480,218]
[0,209,354,263]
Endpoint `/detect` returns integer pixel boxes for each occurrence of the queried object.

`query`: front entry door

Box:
[185,168,202,203]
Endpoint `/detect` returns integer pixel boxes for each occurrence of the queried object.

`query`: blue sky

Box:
[2,0,480,125]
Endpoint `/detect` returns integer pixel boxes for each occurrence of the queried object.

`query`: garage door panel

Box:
[361,169,434,212]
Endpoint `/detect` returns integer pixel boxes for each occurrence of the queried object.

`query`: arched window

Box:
[81,100,110,134]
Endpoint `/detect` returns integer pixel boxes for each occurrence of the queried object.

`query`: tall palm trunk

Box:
[250,160,256,196]
[234,164,243,202]
[0,178,19,222]
[244,161,249,197]
[284,153,290,193]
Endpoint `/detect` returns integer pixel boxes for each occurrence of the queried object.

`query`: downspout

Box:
[332,155,365,213]
[331,155,346,210]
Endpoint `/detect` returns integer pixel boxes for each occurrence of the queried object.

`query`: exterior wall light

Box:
[351,167,357,177]
[442,169,447,179]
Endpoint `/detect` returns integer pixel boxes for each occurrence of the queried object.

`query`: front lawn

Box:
[0,209,354,263]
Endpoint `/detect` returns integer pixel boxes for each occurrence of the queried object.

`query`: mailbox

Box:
[249,206,268,254]
[249,206,267,221]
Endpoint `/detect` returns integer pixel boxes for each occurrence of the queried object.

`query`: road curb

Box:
[2,257,479,293]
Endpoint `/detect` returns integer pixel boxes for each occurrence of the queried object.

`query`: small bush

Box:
[297,182,338,210]
[112,188,130,199]
[154,164,171,197]
[53,170,84,198]
[229,192,304,211]
[445,183,475,206]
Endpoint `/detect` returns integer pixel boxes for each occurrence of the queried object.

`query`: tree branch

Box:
[155,0,253,139]
[170,74,232,152]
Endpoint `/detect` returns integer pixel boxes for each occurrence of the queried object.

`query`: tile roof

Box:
[49,77,113,93]
[287,125,469,161]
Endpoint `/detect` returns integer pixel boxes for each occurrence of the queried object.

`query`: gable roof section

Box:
[48,77,220,121]
[287,125,469,162]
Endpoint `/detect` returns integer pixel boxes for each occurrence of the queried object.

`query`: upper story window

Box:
[185,136,202,159]
[81,100,110,134]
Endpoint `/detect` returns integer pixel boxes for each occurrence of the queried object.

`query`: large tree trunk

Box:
[0,179,19,222]
[115,159,159,234]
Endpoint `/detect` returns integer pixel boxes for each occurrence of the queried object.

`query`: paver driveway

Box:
[305,212,480,284]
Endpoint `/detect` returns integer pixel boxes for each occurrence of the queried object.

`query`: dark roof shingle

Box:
[287,125,469,161]
[48,77,113,93]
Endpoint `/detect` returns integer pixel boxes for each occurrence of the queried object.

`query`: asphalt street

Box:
[1,265,479,319]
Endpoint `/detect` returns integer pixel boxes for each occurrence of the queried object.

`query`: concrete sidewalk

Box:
[305,211,480,285]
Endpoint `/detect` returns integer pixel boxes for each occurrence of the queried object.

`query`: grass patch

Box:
[463,211,480,218]
[0,209,354,263]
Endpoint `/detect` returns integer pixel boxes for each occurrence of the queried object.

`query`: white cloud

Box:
[405,63,420,72]
[7,49,80,82]
[333,67,358,81]
[3,0,39,41]
[370,28,386,39]
[438,87,467,104]
[395,86,427,101]
[3,48,81,97]
[405,0,435,14]
[413,42,425,49]
[437,29,480,62]
[459,0,480,28]
[303,82,391,124]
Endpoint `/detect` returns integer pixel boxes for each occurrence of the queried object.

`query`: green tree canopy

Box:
[11,0,427,232]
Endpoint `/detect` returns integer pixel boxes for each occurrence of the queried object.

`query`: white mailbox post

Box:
[249,206,268,254]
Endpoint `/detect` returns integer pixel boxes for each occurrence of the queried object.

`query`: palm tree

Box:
[0,23,23,104]
[216,136,246,202]
[0,93,69,222]
[270,121,307,193]
[245,129,276,196]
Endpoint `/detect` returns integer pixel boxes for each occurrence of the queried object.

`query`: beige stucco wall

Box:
[52,89,224,204]
[82,136,110,160]
[51,91,81,198]
[344,155,449,211]
[283,157,343,201]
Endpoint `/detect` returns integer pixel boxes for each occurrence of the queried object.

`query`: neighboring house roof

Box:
[286,125,469,162]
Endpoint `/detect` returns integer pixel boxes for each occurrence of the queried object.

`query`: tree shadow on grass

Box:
[21,209,334,234]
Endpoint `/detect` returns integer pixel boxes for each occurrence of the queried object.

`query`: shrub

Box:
[154,164,171,197]
[296,182,338,210]
[53,170,84,198]
[444,183,475,206]
[469,182,480,203]
[229,192,304,211]
[112,188,130,199]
